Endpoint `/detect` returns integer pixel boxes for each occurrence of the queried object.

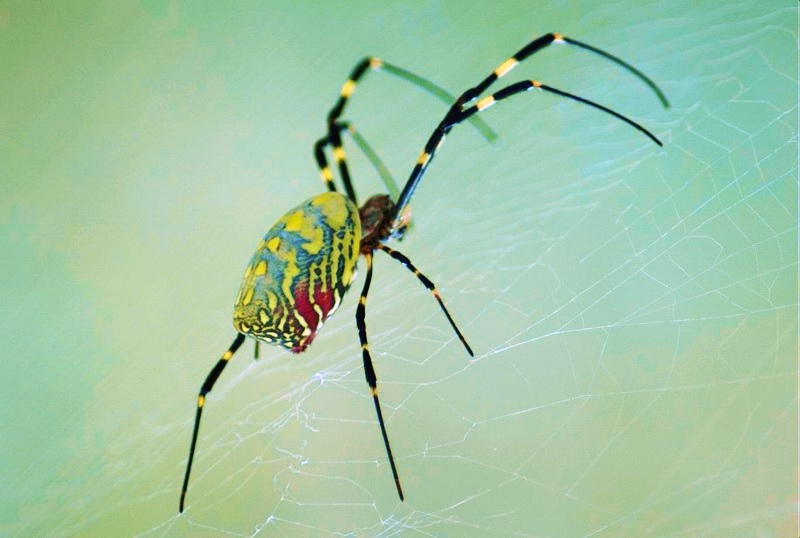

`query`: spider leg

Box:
[561,36,669,108]
[314,56,499,202]
[391,33,669,224]
[313,135,347,196]
[325,57,496,147]
[458,80,662,146]
[314,121,399,201]
[378,244,472,356]
[459,33,669,108]
[179,333,246,513]
[356,252,405,501]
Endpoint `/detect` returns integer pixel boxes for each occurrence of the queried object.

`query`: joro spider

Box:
[178,32,668,512]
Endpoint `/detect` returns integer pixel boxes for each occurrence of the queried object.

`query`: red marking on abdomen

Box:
[291,280,336,354]
[293,281,319,332]
[313,285,335,320]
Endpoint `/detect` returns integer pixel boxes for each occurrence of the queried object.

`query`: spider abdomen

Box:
[233,192,361,353]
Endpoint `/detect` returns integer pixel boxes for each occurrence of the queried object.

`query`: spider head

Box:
[359,194,405,251]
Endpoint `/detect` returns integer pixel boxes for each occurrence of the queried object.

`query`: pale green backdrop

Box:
[1,1,796,536]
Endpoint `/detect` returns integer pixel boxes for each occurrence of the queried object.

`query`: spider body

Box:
[233,192,360,353]
[179,32,668,513]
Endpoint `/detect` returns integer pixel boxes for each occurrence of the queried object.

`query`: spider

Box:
[178,32,668,512]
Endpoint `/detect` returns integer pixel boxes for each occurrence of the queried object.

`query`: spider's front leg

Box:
[391,32,668,224]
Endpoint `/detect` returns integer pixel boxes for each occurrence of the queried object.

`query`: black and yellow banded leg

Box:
[326,56,496,142]
[179,333,246,513]
[459,32,669,109]
[320,60,377,204]
[392,76,664,220]
[391,82,662,223]
[391,33,670,223]
[314,121,399,201]
[328,125,359,204]
[355,252,404,501]
[316,56,499,201]
[313,135,344,195]
[321,57,383,204]
[458,80,663,146]
[378,244,473,357]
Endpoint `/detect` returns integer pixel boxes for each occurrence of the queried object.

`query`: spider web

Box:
[2,1,796,536]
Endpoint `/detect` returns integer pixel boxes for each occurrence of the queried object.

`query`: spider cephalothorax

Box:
[358,194,412,252]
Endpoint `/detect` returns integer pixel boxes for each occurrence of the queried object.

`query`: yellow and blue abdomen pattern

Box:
[233,192,361,353]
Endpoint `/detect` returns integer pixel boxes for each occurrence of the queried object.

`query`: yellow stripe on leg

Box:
[320,166,334,183]
[476,96,496,111]
[494,57,518,78]
[341,79,356,97]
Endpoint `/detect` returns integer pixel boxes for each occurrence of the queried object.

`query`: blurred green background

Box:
[1,1,796,536]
